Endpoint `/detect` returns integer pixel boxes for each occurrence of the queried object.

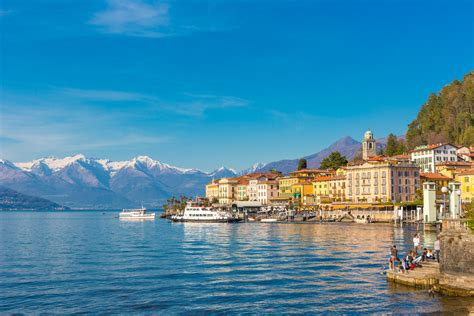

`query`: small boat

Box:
[171,202,239,223]
[260,218,278,222]
[119,207,155,220]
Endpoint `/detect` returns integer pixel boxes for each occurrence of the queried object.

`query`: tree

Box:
[298,158,307,170]
[320,151,348,170]
[406,71,474,148]
[385,134,399,156]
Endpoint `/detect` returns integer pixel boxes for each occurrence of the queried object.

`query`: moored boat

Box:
[119,207,155,220]
[171,202,239,223]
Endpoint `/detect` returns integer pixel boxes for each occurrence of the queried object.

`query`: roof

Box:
[457,169,474,176]
[437,161,473,167]
[411,143,458,153]
[314,175,332,182]
[420,172,451,180]
[289,169,331,174]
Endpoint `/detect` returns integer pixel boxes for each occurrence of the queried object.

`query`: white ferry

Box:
[171,202,239,223]
[119,207,155,220]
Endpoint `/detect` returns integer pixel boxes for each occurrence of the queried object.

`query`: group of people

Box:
[388,233,441,273]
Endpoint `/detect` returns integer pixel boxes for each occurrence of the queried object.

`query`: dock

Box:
[386,262,474,296]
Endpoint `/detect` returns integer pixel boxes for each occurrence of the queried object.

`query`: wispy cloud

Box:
[90,0,170,38]
[59,87,147,101]
[0,10,11,17]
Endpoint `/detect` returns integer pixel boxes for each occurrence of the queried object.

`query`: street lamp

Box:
[441,186,448,219]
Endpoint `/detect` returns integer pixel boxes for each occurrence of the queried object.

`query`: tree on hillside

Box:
[406,71,474,148]
[320,152,348,170]
[298,158,307,170]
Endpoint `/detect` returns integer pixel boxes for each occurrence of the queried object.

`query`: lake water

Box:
[1,211,473,314]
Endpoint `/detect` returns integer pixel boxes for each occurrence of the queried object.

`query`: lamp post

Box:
[441,186,448,219]
[456,189,462,218]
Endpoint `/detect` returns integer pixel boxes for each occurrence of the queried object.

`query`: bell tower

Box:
[362,129,376,160]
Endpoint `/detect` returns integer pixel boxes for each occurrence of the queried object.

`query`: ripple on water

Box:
[1,212,474,314]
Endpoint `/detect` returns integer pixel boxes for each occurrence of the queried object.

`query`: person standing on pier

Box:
[413,234,420,255]
[434,237,440,263]
[390,245,400,271]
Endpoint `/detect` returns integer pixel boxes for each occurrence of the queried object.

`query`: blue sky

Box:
[1,0,473,171]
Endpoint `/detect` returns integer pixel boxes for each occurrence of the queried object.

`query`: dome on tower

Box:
[364,129,374,140]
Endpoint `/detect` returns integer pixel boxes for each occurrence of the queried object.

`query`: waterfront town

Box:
[204,130,474,222]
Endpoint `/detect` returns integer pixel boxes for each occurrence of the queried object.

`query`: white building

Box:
[256,175,279,205]
[410,143,459,173]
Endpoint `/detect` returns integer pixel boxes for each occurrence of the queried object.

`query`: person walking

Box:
[434,237,440,263]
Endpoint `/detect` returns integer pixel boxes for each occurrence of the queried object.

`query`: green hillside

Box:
[406,71,474,148]
[0,186,68,211]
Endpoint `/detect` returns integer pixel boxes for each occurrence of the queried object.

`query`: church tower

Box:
[362,129,376,160]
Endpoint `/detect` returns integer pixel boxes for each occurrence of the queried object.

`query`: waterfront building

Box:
[455,169,474,203]
[313,176,331,203]
[420,172,451,201]
[290,181,315,207]
[362,129,377,160]
[218,177,238,205]
[436,161,473,179]
[257,175,279,205]
[237,177,250,201]
[410,143,459,173]
[278,176,299,198]
[329,175,346,202]
[205,179,219,202]
[346,158,420,203]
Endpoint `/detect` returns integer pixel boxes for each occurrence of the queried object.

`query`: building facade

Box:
[455,170,474,203]
[205,179,219,202]
[410,143,458,173]
[218,178,238,205]
[346,160,420,203]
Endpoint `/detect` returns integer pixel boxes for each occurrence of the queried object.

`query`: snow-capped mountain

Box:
[238,162,267,175]
[1,155,237,209]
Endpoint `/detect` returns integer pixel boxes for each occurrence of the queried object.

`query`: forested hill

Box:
[0,186,68,211]
[406,71,474,148]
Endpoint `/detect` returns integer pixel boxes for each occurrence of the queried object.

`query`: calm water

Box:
[1,211,473,314]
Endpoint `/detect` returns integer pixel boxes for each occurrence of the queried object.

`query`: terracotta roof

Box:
[457,169,474,176]
[314,176,332,182]
[420,172,451,180]
[437,161,473,167]
[289,169,332,174]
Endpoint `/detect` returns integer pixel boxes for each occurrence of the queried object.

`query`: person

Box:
[390,245,401,271]
[434,237,440,263]
[413,233,420,254]
[422,248,428,262]
[426,249,435,260]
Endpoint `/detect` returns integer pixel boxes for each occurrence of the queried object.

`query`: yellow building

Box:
[436,161,472,179]
[313,176,331,203]
[205,179,219,202]
[290,181,314,206]
[218,178,238,205]
[420,173,451,200]
[278,176,299,198]
[455,170,474,203]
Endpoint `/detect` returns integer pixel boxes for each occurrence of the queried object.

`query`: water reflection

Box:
[0,212,473,314]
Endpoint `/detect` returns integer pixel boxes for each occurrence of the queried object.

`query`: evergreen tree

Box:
[385,134,399,156]
[320,152,348,170]
[298,158,307,170]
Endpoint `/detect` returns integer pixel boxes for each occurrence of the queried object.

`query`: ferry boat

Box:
[171,202,239,223]
[119,207,155,220]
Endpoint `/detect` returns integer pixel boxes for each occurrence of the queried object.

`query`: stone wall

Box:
[439,221,474,275]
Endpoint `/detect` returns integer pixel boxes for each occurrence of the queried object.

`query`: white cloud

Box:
[90,0,170,37]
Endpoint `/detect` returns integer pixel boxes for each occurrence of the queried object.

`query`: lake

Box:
[1,211,473,314]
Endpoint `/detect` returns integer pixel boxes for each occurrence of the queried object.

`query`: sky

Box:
[0,0,473,171]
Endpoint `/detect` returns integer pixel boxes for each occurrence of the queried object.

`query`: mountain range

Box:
[0,135,389,209]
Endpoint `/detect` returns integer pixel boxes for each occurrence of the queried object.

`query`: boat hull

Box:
[119,214,156,220]
[171,218,241,223]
